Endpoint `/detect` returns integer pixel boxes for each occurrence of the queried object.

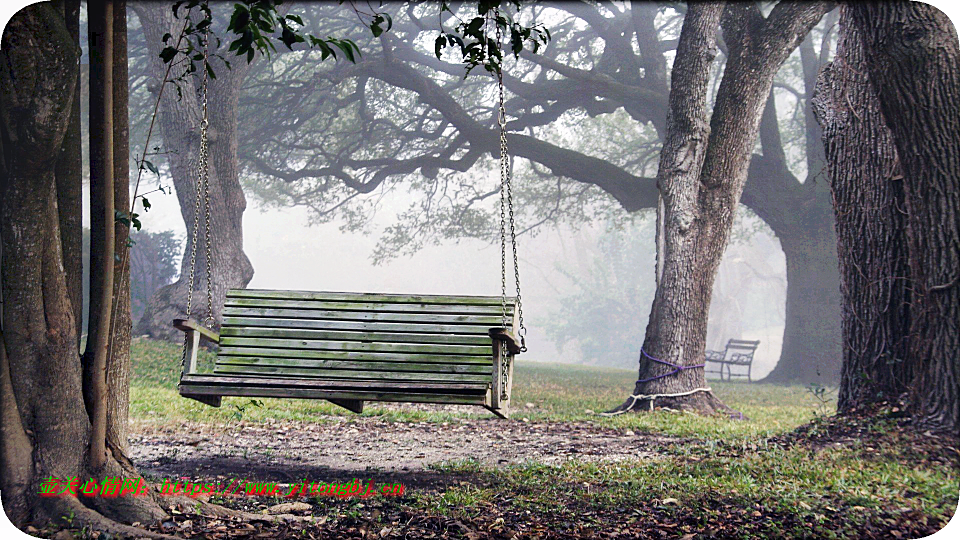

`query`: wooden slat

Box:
[180,385,489,405]
[222,307,505,326]
[222,317,502,336]
[217,346,491,364]
[224,297,514,316]
[219,326,494,346]
[181,374,488,392]
[218,336,489,356]
[228,289,515,307]
[213,365,491,383]
[216,356,490,374]
[173,319,220,342]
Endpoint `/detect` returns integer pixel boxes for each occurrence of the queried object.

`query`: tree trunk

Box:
[812,7,913,413]
[764,224,842,383]
[611,2,830,414]
[84,0,115,471]
[107,0,132,459]
[742,79,843,385]
[1,4,171,531]
[133,4,254,342]
[55,0,84,344]
[849,3,960,432]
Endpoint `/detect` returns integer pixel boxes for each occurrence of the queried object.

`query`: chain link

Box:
[181,31,213,371]
[494,8,527,400]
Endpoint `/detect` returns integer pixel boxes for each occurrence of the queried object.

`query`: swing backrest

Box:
[212,289,516,387]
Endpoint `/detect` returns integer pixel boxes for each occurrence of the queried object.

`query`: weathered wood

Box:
[181,373,489,392]
[228,289,515,306]
[217,356,491,373]
[218,336,490,356]
[180,385,489,405]
[178,290,518,417]
[217,346,491,364]
[491,341,503,411]
[220,326,494,345]
[327,398,363,413]
[212,365,492,383]
[222,306,507,326]
[182,394,221,407]
[489,328,522,355]
[182,329,200,375]
[225,297,514,315]
[173,318,220,343]
[222,317,498,336]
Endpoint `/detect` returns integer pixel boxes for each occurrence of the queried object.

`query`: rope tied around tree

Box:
[599,348,711,416]
[635,347,706,384]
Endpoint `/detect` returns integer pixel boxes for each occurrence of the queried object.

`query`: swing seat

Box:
[174,289,520,418]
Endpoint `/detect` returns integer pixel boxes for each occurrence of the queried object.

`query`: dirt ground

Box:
[129,404,675,488]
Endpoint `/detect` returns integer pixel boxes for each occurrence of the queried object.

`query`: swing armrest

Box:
[173,319,220,343]
[488,328,522,355]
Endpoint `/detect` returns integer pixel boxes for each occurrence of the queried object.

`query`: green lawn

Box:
[129,338,958,538]
[131,337,826,439]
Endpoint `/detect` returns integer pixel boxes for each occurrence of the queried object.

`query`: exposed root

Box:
[605,389,747,419]
[47,496,179,540]
[162,495,311,524]
[85,458,168,525]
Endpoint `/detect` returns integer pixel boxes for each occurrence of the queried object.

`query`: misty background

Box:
[77,1,805,378]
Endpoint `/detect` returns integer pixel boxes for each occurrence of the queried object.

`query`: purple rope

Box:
[636,347,706,384]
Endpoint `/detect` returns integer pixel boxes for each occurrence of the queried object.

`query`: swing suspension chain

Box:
[182,31,214,369]
[495,9,526,348]
[494,8,526,399]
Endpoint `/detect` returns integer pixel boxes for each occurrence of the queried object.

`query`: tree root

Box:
[47,496,180,540]
[605,390,747,419]
[161,495,313,524]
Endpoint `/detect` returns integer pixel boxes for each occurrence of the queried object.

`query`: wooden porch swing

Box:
[173,25,527,418]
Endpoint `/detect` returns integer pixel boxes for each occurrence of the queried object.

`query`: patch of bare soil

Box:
[129,407,676,487]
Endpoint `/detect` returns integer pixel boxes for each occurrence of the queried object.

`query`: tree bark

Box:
[1,3,171,530]
[107,0,132,459]
[54,0,84,343]
[133,4,254,341]
[812,7,912,411]
[610,2,830,414]
[83,0,115,471]
[848,3,960,432]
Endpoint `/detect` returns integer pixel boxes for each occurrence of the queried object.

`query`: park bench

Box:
[175,289,520,418]
[704,339,760,382]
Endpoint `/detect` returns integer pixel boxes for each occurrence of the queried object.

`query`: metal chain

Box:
[494,10,526,353]
[494,8,527,400]
[180,31,213,370]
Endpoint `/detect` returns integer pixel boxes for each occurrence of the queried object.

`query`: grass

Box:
[129,337,958,538]
[130,337,826,440]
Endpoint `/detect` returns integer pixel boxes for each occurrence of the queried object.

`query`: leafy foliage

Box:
[161,0,371,83]
[435,1,550,75]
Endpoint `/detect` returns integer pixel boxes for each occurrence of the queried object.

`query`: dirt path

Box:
[129,408,677,487]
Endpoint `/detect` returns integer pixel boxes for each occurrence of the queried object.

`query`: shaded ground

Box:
[130,406,678,485]
[117,408,960,539]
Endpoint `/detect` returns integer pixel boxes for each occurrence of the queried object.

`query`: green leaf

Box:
[159,47,178,63]
[143,159,160,176]
[435,35,446,59]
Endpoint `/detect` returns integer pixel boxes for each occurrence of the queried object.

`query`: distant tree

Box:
[129,230,182,322]
[231,2,842,384]
[606,2,830,415]
[544,219,657,367]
